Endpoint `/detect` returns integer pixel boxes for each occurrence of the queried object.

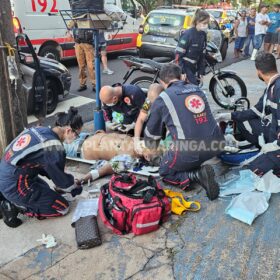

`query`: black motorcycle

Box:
[119,42,247,109]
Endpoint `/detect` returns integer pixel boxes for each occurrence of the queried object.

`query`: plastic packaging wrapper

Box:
[90,160,108,170]
[218,169,259,197]
[104,4,126,22]
[255,170,280,193]
[37,234,57,248]
[225,191,271,225]
[72,199,98,225]
[109,154,135,173]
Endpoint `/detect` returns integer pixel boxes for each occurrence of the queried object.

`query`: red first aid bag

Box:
[98,174,171,235]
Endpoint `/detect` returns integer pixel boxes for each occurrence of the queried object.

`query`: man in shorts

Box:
[264,4,280,54]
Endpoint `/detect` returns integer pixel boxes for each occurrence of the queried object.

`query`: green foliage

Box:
[138,0,158,14]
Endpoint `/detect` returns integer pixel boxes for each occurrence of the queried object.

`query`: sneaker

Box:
[103,69,114,75]
[77,85,87,92]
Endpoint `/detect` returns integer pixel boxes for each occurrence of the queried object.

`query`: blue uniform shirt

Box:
[144,80,224,148]
[0,127,74,197]
[267,12,280,33]
[232,76,280,145]
[103,84,146,124]
[175,27,207,75]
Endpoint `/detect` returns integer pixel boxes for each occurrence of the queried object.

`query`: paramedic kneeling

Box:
[101,84,146,133]
[216,52,280,177]
[144,63,225,200]
[0,107,83,228]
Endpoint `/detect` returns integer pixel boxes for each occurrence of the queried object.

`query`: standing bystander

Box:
[264,4,280,54]
[74,28,96,92]
[234,10,248,58]
[251,4,271,60]
[244,7,256,57]
[99,31,114,75]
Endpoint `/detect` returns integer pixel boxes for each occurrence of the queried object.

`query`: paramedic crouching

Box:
[0,108,83,228]
[216,52,280,178]
[144,63,225,200]
[100,84,146,133]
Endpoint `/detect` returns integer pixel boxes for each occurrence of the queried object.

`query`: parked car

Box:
[207,9,237,43]
[137,7,228,60]
[17,34,71,115]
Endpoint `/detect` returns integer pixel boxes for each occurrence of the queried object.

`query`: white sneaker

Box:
[103,68,114,75]
[250,49,258,61]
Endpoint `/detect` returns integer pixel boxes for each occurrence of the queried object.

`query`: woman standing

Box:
[175,9,210,85]
[234,10,248,58]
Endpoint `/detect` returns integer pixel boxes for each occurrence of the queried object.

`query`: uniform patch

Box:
[12,134,31,151]
[141,99,151,113]
[144,24,149,34]
[185,95,205,114]
[179,39,186,45]
[4,149,14,162]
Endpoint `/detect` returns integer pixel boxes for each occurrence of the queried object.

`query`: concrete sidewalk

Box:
[1,59,280,280]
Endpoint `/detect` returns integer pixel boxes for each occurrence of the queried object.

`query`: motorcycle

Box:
[119,42,247,109]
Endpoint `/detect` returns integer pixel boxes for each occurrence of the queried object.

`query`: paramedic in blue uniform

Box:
[144,63,225,201]
[175,9,209,85]
[100,84,146,133]
[0,107,83,228]
[216,52,280,178]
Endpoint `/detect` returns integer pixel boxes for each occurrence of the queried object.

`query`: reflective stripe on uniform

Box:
[136,220,160,228]
[11,140,62,166]
[243,121,253,134]
[175,46,186,53]
[144,127,162,140]
[251,106,262,118]
[266,100,278,110]
[160,92,185,139]
[278,120,280,126]
[182,57,197,64]
[57,207,70,215]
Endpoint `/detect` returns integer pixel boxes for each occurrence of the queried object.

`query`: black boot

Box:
[0,200,22,228]
[188,165,220,201]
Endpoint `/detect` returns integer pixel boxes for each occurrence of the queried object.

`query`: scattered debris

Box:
[36,234,57,248]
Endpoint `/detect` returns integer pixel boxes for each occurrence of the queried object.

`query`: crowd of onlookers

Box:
[233,3,280,60]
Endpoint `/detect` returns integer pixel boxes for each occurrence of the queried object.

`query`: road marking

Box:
[28,96,95,124]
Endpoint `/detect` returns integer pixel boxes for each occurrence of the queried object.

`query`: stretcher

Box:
[66,156,160,177]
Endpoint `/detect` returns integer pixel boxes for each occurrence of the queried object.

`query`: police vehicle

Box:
[137,7,228,60]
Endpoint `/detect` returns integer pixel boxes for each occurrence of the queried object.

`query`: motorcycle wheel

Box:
[130,76,157,92]
[210,73,247,110]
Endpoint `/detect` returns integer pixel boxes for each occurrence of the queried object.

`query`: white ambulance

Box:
[11,0,142,60]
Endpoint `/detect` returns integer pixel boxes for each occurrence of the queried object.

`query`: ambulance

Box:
[11,0,142,60]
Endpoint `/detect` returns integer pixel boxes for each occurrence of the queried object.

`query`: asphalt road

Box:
[32,41,247,126]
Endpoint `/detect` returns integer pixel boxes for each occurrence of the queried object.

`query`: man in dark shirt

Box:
[101,84,146,133]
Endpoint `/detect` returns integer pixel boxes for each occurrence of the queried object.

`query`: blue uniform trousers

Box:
[4,176,69,218]
[236,118,280,177]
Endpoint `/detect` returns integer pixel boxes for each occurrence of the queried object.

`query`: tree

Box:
[0,0,27,157]
[137,0,158,14]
